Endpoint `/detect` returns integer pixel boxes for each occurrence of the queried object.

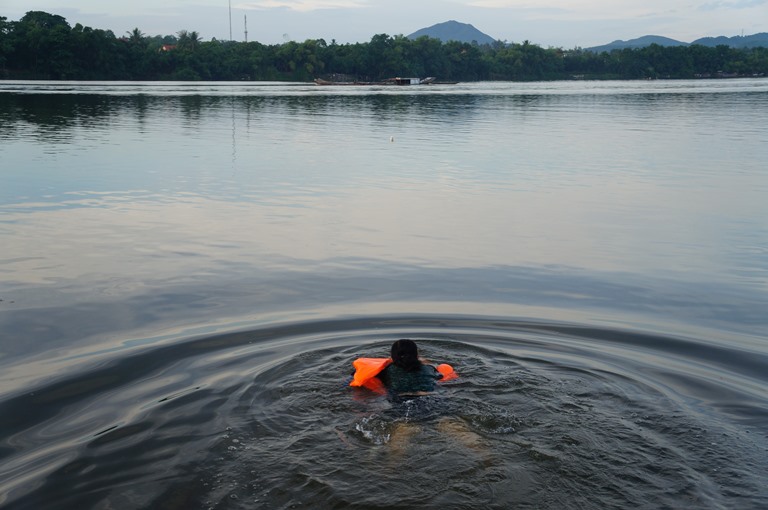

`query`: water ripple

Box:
[0,316,765,509]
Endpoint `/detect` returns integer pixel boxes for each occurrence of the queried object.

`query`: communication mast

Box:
[244,15,248,43]
[228,0,233,40]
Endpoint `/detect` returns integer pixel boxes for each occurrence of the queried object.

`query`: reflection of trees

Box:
[0,92,556,146]
[0,95,276,142]
[366,95,483,125]
[0,94,84,142]
[178,95,205,128]
[0,94,155,142]
[229,93,536,128]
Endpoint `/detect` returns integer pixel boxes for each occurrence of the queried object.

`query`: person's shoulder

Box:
[421,364,440,375]
[377,363,393,381]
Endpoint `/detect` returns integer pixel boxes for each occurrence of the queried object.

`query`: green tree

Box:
[3,10,766,82]
[0,16,11,75]
[11,11,74,78]
[127,28,146,46]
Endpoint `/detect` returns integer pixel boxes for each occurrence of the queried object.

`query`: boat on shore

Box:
[314,76,455,86]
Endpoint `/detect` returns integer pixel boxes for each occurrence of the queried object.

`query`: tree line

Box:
[2,11,767,82]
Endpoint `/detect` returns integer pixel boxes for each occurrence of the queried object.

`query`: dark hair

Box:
[391,339,421,372]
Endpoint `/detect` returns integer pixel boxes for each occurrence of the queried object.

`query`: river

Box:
[1,79,767,509]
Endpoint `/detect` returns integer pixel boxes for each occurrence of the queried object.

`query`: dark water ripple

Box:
[1,316,766,509]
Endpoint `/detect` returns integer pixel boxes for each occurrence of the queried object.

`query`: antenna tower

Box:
[245,15,248,43]
[228,0,233,40]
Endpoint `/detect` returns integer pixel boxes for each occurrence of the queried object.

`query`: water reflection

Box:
[1,79,768,510]
[0,186,757,280]
[1,80,767,369]
[2,190,767,393]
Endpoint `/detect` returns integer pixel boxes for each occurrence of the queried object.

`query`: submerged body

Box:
[376,363,442,396]
[349,340,487,464]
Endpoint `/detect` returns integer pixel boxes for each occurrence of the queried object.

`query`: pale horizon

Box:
[3,0,766,48]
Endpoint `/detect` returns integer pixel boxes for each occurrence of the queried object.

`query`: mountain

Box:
[407,20,496,45]
[586,35,687,53]
[586,32,768,52]
[691,33,768,48]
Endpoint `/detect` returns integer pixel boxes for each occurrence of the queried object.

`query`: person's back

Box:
[378,363,441,394]
[376,339,442,396]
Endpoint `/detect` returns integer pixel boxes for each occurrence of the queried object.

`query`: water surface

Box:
[1,79,767,508]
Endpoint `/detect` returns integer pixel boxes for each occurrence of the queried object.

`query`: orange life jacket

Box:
[349,357,458,394]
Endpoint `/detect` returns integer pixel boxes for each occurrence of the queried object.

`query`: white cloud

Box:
[3,0,764,48]
[699,0,768,10]
[466,0,680,19]
[235,0,367,11]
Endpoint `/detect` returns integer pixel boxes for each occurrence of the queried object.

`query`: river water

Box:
[1,79,767,509]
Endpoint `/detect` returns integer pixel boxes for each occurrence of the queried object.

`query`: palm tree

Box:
[177,30,201,52]
[127,28,145,44]
[189,31,201,50]
[177,30,190,50]
[126,28,147,51]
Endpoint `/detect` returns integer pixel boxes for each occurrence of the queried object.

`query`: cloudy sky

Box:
[3,0,766,47]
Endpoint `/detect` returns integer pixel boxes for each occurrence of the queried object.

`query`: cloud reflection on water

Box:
[2,182,766,352]
[2,175,760,289]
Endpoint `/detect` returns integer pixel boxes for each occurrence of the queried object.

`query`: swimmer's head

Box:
[391,339,421,371]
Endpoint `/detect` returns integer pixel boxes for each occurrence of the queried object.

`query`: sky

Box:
[2,0,766,48]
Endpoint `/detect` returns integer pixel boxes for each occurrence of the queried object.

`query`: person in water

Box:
[350,340,488,460]
[349,339,456,397]
[377,339,443,396]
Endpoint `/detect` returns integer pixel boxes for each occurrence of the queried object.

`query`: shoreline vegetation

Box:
[1,11,767,82]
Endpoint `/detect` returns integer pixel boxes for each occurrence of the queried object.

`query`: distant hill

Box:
[586,35,687,53]
[586,32,768,52]
[407,20,496,45]
[691,32,768,48]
